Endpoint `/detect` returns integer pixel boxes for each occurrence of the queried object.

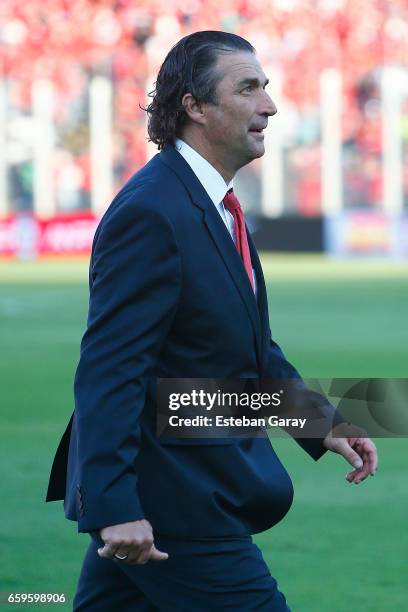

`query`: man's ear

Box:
[181,93,206,126]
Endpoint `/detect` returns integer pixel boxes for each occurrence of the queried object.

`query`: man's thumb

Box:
[149,545,169,561]
[343,445,363,470]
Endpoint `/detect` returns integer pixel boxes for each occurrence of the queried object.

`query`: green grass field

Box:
[1,255,407,611]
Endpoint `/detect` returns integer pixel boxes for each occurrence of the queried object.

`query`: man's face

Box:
[202,51,277,172]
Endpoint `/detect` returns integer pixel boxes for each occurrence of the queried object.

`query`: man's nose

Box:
[259,91,277,117]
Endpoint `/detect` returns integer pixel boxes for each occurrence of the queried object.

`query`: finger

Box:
[366,445,378,475]
[97,543,119,559]
[148,544,169,562]
[346,467,362,482]
[112,548,130,562]
[341,442,364,470]
[126,543,168,565]
[346,471,361,484]
[355,470,369,483]
[354,459,370,483]
[356,441,378,477]
[346,458,370,484]
[346,462,368,482]
[122,536,155,565]
[128,544,154,566]
[123,552,142,565]
[124,541,153,565]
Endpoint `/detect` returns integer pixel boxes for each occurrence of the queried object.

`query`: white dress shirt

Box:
[174,138,257,294]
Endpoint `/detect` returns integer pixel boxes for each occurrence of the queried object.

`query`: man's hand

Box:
[323,424,378,485]
[97,519,169,565]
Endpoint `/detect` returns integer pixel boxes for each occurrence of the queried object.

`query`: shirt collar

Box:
[175,138,233,206]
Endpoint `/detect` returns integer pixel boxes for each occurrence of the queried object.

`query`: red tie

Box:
[223,189,254,291]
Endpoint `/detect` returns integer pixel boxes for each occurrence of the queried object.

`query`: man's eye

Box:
[242,86,252,93]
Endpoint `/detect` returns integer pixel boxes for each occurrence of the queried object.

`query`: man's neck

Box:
[178,135,235,184]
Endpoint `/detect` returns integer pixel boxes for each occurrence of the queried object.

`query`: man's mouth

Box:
[249,127,265,138]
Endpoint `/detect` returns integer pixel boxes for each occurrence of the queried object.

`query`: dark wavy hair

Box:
[145,31,254,150]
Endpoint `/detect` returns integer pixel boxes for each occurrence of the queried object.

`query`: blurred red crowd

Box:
[1,0,407,213]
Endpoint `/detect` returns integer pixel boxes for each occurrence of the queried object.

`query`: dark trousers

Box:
[73,534,291,611]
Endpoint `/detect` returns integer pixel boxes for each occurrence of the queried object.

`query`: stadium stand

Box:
[1,0,407,216]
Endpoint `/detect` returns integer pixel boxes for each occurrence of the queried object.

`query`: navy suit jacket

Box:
[46,145,337,537]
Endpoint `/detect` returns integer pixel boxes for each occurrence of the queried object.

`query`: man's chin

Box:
[234,144,265,171]
[254,145,265,158]
[248,144,265,160]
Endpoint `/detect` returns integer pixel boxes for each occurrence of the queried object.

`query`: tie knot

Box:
[223,189,241,213]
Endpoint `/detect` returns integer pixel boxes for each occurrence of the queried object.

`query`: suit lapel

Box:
[160,146,263,367]
[202,205,263,364]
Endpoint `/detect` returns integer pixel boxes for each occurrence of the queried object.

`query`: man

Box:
[47,31,378,611]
